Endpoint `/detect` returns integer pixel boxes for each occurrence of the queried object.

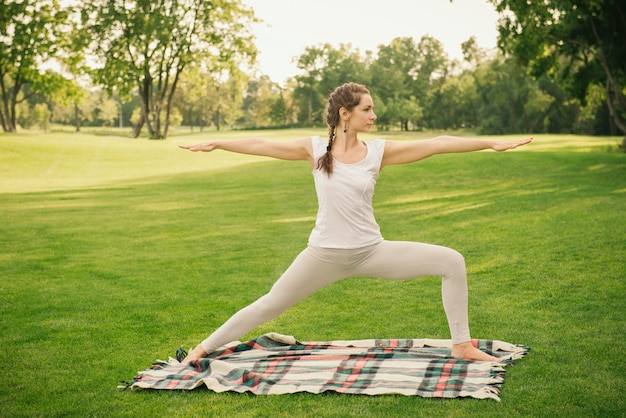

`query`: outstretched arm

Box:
[381,135,533,168]
[179,137,314,165]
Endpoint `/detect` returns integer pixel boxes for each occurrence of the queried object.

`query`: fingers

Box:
[178,143,212,152]
[493,137,533,152]
[508,137,533,150]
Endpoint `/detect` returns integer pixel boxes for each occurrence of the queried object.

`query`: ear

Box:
[339,106,350,120]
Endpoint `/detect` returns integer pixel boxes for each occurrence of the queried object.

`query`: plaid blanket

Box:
[122,333,529,401]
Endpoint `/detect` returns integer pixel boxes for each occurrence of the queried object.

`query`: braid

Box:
[326,125,335,152]
[317,125,336,175]
[317,82,370,177]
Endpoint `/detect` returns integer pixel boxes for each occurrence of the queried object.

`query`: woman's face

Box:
[347,94,377,132]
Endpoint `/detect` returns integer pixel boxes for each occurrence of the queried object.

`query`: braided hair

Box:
[316,82,370,176]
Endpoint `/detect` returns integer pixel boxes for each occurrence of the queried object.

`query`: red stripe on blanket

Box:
[433,360,458,397]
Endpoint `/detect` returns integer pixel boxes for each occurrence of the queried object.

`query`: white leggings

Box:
[200,240,471,352]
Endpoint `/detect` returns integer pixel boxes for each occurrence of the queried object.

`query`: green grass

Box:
[1,131,624,417]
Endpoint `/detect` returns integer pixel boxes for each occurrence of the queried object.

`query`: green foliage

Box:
[428,71,478,130]
[474,57,559,135]
[1,2,621,138]
[490,0,626,136]
[386,96,422,131]
[371,36,447,105]
[32,103,51,131]
[0,131,624,417]
[0,0,69,132]
[241,75,285,128]
[171,64,250,131]
[82,0,257,138]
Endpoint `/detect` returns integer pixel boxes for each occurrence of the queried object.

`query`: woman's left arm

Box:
[381,135,533,168]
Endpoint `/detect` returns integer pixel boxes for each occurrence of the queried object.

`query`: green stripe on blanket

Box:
[121,333,529,401]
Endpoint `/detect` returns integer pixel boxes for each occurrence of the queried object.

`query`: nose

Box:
[371,112,377,120]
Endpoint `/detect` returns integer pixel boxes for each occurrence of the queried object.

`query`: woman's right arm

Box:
[179,137,314,165]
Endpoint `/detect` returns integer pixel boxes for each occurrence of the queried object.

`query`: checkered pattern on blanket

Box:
[123,333,529,401]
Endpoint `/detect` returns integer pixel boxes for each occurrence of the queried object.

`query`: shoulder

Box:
[310,136,327,158]
[371,138,386,147]
[368,138,386,153]
[364,139,386,167]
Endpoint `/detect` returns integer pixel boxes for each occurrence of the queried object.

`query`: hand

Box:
[491,137,533,152]
[178,142,216,152]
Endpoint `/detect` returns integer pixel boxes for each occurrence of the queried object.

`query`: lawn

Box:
[0,130,624,417]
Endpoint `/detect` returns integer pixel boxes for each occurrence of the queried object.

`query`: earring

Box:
[343,122,347,133]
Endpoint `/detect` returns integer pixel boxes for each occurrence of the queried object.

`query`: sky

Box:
[241,0,501,84]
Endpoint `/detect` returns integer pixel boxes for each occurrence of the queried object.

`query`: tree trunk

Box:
[215,106,221,131]
[0,94,17,132]
[162,70,181,139]
[163,104,170,139]
[132,112,145,138]
[604,81,626,141]
[199,103,204,132]
[0,72,15,132]
[74,102,81,132]
[590,16,626,138]
[153,105,162,139]
[8,78,21,132]
[0,103,6,132]
[138,76,158,139]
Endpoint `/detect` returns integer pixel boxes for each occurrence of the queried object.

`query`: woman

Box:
[179,82,532,362]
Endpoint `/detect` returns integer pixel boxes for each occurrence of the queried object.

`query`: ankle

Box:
[181,345,208,362]
[193,345,208,357]
[451,341,498,362]
[452,341,474,351]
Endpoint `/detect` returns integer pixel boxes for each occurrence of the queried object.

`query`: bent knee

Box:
[447,248,465,266]
[441,247,466,277]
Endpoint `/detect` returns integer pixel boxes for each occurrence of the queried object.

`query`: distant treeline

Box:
[1,0,624,144]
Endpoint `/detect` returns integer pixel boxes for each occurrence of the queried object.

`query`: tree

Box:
[208,71,247,131]
[387,97,422,131]
[274,79,298,127]
[242,75,281,128]
[370,36,448,129]
[268,88,289,127]
[171,64,212,131]
[83,0,257,139]
[371,37,420,103]
[98,95,118,127]
[412,35,448,104]
[490,0,626,146]
[32,103,51,132]
[47,70,86,132]
[293,44,332,125]
[0,0,69,132]
[474,56,554,134]
[429,72,478,130]
[315,43,370,99]
[294,43,369,125]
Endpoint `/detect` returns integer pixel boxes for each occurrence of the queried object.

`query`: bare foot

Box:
[181,345,208,363]
[452,341,499,362]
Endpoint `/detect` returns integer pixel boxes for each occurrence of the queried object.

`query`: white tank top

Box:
[308,136,386,249]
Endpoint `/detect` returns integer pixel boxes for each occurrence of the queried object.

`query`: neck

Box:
[333,131,359,149]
